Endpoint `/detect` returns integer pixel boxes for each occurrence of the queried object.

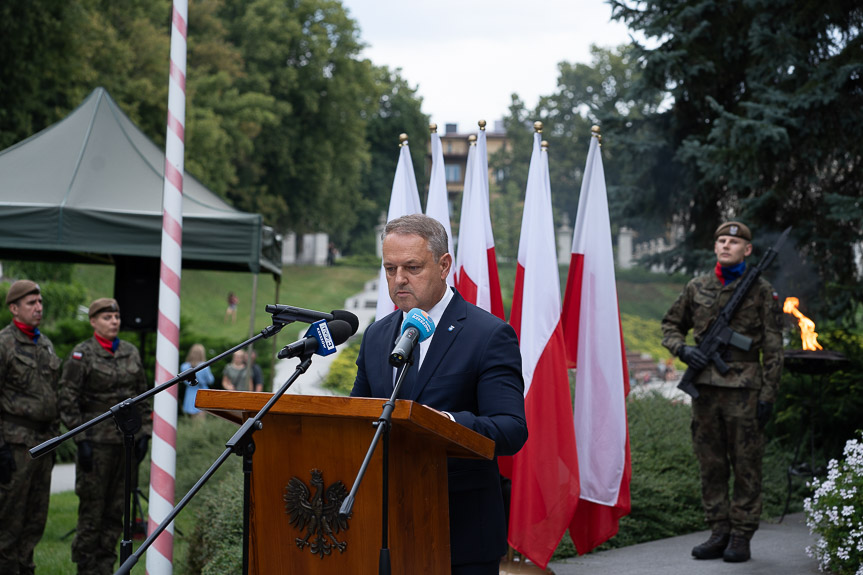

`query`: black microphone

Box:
[278,320,353,359]
[389,309,435,366]
[266,305,359,333]
[331,309,360,335]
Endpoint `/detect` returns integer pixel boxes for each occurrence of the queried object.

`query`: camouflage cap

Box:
[5,279,41,305]
[89,297,120,318]
[714,221,752,241]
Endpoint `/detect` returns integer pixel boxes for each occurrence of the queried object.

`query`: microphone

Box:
[266,304,359,334]
[389,309,435,366]
[278,319,353,359]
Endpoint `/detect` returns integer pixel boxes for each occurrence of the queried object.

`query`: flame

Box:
[783,297,823,351]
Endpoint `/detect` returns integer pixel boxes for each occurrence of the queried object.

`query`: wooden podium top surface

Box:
[196,390,494,460]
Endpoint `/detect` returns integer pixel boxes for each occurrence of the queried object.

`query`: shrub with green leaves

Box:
[804,431,863,575]
[322,336,362,395]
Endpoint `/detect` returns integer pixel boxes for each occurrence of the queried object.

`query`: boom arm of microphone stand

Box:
[30,321,288,459]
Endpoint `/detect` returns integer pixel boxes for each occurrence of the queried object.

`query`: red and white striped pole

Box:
[147,1,187,572]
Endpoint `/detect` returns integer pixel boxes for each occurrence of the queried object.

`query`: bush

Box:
[322,336,362,395]
[553,391,810,558]
[804,431,863,575]
[183,471,243,575]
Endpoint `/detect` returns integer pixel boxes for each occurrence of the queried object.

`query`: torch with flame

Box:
[783,297,823,351]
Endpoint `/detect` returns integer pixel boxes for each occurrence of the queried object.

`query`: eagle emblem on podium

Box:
[284,469,351,558]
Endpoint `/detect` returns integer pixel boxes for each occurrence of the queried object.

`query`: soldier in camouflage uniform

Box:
[662,221,784,563]
[59,298,152,575]
[0,280,61,575]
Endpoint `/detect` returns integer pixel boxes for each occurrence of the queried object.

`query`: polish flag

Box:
[426,126,455,286]
[561,128,631,554]
[455,123,504,319]
[502,131,580,569]
[375,137,422,320]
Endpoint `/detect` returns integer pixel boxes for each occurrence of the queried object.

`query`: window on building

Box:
[445,164,461,183]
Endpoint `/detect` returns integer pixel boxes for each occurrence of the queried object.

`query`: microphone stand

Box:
[29,321,287,567]
[113,344,318,575]
[339,350,415,575]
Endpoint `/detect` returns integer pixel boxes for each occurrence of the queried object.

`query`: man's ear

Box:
[440,253,453,279]
[744,243,753,257]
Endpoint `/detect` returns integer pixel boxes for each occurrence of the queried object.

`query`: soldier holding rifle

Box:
[662,222,784,563]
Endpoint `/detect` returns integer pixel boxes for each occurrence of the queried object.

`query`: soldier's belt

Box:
[1,412,53,433]
[720,348,760,362]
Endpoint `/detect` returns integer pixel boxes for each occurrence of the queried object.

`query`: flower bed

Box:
[805,432,863,575]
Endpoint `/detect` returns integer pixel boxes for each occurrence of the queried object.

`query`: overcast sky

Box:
[341,0,633,133]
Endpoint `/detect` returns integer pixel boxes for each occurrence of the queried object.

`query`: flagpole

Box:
[147,1,187,573]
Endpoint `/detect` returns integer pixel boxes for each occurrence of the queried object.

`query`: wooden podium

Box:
[195,390,494,575]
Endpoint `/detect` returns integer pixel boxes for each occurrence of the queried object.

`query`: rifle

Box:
[677,226,791,399]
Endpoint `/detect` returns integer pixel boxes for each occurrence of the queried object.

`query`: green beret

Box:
[5,279,40,305]
[89,298,120,318]
[714,221,752,241]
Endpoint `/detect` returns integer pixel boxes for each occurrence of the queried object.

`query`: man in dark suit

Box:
[351,214,528,575]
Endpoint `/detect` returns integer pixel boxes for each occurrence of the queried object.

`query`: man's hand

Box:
[757,401,773,428]
[78,440,93,473]
[134,436,150,463]
[0,444,17,484]
[678,345,709,370]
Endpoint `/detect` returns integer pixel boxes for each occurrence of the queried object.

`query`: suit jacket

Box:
[351,289,527,566]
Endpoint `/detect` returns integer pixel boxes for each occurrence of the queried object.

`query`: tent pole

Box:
[248,273,258,340]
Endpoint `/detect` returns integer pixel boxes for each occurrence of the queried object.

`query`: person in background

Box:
[0,280,61,575]
[661,221,784,563]
[58,298,152,575]
[180,343,214,417]
[250,350,264,392]
[224,291,239,323]
[221,349,252,391]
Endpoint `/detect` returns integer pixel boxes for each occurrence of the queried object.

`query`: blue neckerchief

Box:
[111,337,120,353]
[720,261,747,285]
[33,327,41,344]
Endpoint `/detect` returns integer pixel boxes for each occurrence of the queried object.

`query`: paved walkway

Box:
[273,287,377,396]
[545,513,819,575]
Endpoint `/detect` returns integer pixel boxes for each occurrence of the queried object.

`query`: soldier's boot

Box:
[691,531,730,559]
[723,534,751,562]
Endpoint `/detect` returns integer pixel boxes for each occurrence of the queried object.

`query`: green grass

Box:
[35,491,154,574]
[71,263,379,345]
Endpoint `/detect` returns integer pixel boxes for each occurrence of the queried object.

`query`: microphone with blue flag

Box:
[277,319,352,359]
[389,309,435,366]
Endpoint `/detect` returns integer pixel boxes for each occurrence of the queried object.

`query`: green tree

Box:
[0,1,91,148]
[222,0,377,238]
[610,0,863,320]
[490,45,663,259]
[343,65,428,255]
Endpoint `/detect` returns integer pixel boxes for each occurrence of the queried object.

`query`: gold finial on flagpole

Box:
[541,140,549,150]
[399,133,409,147]
[429,123,437,133]
[478,119,487,131]
[534,121,543,133]
[468,134,477,145]
[591,124,602,146]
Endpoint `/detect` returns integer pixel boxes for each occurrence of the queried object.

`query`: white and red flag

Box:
[375,137,422,320]
[502,131,580,569]
[425,126,455,286]
[561,128,631,554]
[455,123,504,319]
